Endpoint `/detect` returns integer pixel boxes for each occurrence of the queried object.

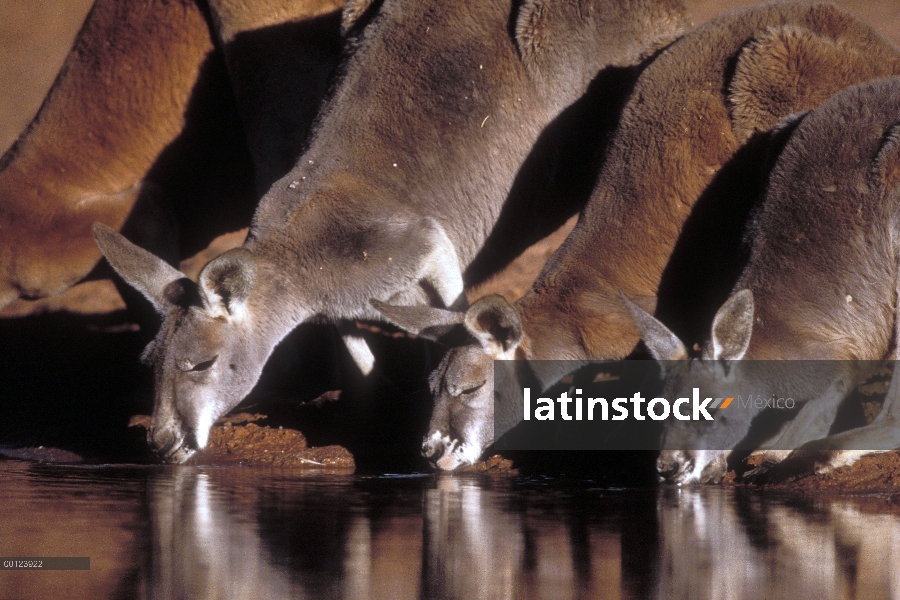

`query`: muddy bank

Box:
[773,451,900,493]
[124,410,513,473]
[127,412,354,470]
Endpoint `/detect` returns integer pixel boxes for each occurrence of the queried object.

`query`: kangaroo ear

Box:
[515,0,688,75]
[515,0,550,66]
[710,289,754,361]
[463,294,522,356]
[728,25,877,142]
[92,222,185,314]
[198,248,256,319]
[873,123,900,191]
[620,291,687,361]
[341,0,377,34]
[370,299,465,341]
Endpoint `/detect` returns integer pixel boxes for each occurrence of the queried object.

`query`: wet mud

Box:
[772,451,900,493]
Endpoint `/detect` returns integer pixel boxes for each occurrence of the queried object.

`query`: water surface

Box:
[1,460,899,599]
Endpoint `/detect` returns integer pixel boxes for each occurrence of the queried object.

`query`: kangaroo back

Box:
[524,2,900,359]
[740,79,900,360]
[728,15,900,140]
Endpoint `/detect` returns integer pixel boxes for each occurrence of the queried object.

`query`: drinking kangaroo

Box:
[0,0,343,310]
[630,77,900,484]
[94,0,690,463]
[377,3,900,470]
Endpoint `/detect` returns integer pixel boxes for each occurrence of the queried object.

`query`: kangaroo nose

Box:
[422,433,442,461]
[148,426,178,457]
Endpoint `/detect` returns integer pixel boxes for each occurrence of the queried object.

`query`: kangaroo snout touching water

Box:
[95,0,690,463]
[630,77,900,484]
[376,3,900,470]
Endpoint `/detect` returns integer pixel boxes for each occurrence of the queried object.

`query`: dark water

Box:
[1,460,899,600]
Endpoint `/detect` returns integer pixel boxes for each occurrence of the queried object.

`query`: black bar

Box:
[0,557,89,570]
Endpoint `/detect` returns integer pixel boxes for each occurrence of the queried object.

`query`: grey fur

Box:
[92,222,185,314]
[622,292,687,362]
[99,0,691,462]
[643,78,900,483]
[377,2,900,470]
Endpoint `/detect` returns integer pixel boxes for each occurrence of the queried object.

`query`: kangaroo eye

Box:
[460,380,486,395]
[191,357,217,372]
[179,356,217,372]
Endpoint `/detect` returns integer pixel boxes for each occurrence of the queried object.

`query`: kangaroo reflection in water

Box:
[144,470,298,599]
[402,475,623,599]
[141,472,623,599]
[421,476,524,599]
[655,488,900,600]
[139,471,900,600]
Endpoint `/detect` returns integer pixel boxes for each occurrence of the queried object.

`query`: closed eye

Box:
[191,357,217,372]
[459,380,486,395]
[178,356,218,372]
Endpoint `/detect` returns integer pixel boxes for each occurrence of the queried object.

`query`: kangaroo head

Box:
[94,223,269,463]
[624,289,755,483]
[373,294,523,469]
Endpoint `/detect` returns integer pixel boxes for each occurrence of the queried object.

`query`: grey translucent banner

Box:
[492,360,896,451]
[0,557,90,570]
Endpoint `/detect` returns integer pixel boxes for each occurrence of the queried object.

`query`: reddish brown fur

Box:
[0,0,343,309]
[0,0,215,305]
[636,78,900,483]
[516,2,900,365]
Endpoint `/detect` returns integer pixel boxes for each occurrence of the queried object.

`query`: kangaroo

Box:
[94,0,690,463]
[629,77,900,484]
[206,0,344,195]
[0,0,343,311]
[375,3,900,470]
